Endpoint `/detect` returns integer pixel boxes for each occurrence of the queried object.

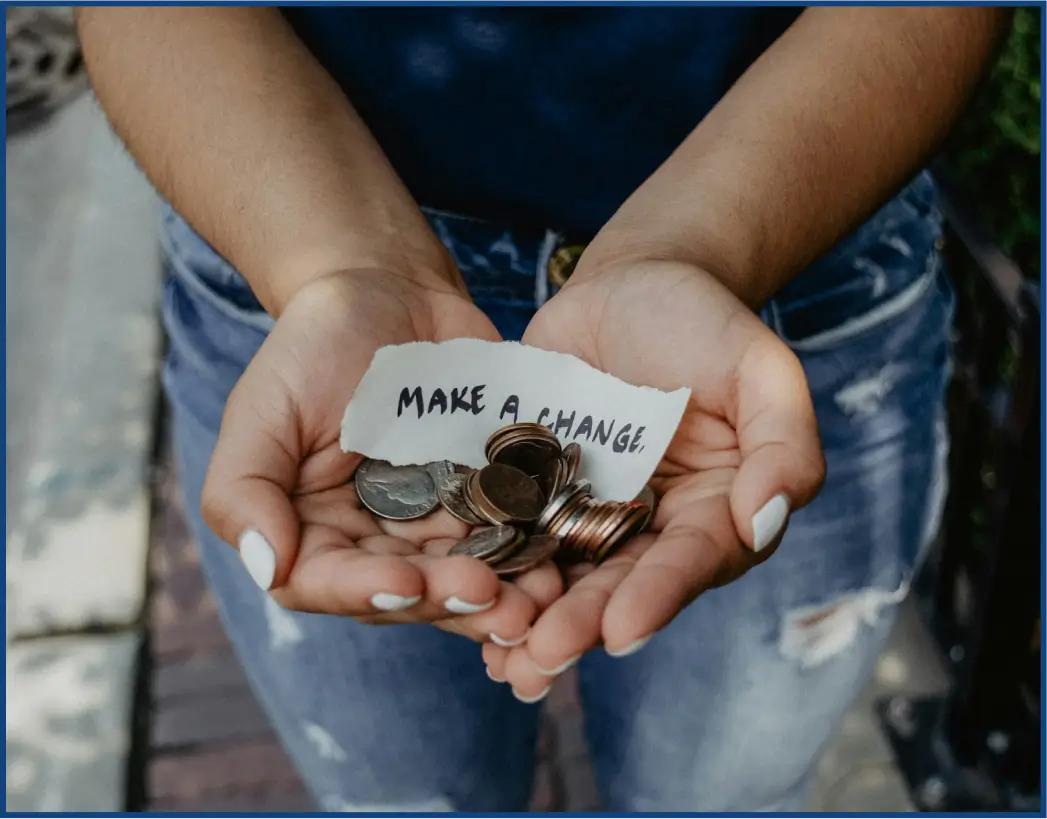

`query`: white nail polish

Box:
[239,529,276,591]
[486,667,505,683]
[536,654,580,677]
[445,595,495,615]
[752,493,791,552]
[490,630,529,648]
[513,687,551,704]
[607,635,652,658]
[370,593,422,612]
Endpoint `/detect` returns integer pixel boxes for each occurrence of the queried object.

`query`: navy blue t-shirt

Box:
[284,7,803,238]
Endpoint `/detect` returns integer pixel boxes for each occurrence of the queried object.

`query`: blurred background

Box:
[5,6,1041,813]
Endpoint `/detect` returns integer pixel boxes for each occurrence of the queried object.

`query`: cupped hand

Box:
[483,261,826,698]
[201,269,562,643]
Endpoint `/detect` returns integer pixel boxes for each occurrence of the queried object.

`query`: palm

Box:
[482,262,823,690]
[205,271,561,639]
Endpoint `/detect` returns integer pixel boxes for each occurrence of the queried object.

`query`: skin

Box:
[77,7,1005,697]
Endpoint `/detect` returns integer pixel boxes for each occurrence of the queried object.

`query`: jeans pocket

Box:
[769,171,945,349]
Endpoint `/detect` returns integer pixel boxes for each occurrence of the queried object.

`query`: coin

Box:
[493,534,561,578]
[449,525,521,561]
[634,483,657,511]
[437,472,486,525]
[354,458,439,520]
[561,443,582,483]
[536,479,592,533]
[472,464,546,525]
[484,423,558,460]
[426,460,455,487]
[490,436,562,476]
[536,456,567,502]
[593,503,650,564]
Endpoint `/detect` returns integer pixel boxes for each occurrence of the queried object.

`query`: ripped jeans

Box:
[159,170,955,811]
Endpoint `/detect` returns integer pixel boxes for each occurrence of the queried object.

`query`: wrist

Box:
[571,207,772,310]
[257,241,465,318]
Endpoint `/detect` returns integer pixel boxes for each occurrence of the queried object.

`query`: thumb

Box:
[201,375,302,591]
[729,339,826,554]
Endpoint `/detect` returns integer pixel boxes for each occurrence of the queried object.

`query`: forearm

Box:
[578,6,1006,307]
[76,7,455,315]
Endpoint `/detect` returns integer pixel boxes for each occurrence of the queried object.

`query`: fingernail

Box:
[752,493,791,552]
[535,654,580,677]
[490,630,529,648]
[607,635,652,658]
[486,667,505,683]
[445,595,495,615]
[513,686,551,704]
[239,529,276,591]
[370,593,422,612]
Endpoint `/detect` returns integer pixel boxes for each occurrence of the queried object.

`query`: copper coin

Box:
[437,473,486,526]
[634,483,657,513]
[493,534,561,578]
[536,456,567,502]
[561,443,582,483]
[490,437,561,476]
[449,525,521,561]
[536,479,591,533]
[485,423,556,456]
[593,504,649,564]
[474,464,546,524]
[464,469,496,524]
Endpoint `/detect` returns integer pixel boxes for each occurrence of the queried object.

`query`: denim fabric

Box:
[159,171,954,811]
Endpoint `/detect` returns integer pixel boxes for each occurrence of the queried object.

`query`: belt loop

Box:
[535,229,563,308]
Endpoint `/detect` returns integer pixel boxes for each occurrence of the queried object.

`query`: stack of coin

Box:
[535,480,652,563]
[353,422,656,569]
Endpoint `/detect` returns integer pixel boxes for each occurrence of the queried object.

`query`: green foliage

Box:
[945,8,1041,279]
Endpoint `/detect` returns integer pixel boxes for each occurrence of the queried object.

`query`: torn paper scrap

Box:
[340,339,690,502]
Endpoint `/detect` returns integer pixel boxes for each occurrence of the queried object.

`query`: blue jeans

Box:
[160,172,954,811]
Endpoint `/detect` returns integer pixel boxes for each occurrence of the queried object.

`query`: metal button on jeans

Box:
[547,244,586,287]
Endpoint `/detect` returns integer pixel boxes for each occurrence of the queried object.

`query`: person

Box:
[77,6,1003,811]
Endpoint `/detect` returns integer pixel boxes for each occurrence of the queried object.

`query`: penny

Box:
[536,456,567,502]
[473,464,546,524]
[437,473,486,526]
[490,436,561,476]
[634,483,657,512]
[449,525,521,561]
[485,423,558,460]
[354,458,439,520]
[593,503,650,564]
[561,443,582,483]
[536,479,592,533]
[493,535,561,578]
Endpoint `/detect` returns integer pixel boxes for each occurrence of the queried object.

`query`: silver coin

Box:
[354,458,439,520]
[449,525,520,561]
[426,460,455,487]
[437,472,486,526]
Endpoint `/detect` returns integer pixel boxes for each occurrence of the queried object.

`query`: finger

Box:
[510,561,564,613]
[731,339,826,552]
[201,372,302,591]
[602,497,748,652]
[409,542,504,615]
[274,528,428,615]
[522,545,645,675]
[482,641,510,683]
[503,645,555,703]
[432,582,538,644]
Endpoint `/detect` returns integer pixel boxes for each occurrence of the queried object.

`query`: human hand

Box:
[482,260,826,698]
[201,269,562,644]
